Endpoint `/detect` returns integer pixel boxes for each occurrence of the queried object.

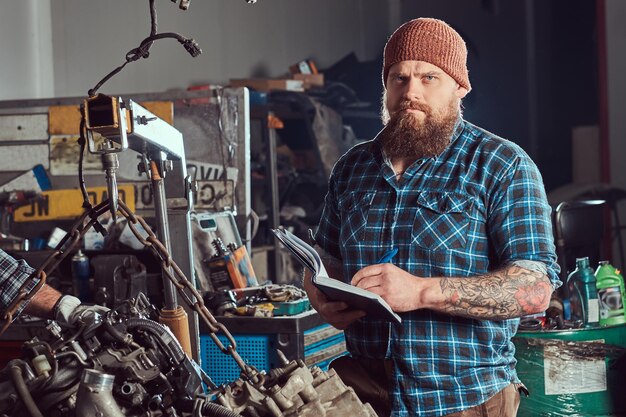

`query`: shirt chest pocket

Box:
[412,192,472,251]
[338,191,375,244]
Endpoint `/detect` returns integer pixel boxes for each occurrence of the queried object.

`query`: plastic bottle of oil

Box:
[567,257,599,326]
[595,261,626,327]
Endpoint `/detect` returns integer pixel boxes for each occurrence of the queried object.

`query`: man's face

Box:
[379,60,468,159]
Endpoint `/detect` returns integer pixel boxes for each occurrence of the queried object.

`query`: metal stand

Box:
[85,95,199,359]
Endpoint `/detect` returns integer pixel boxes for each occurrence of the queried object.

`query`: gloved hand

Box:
[54,295,110,327]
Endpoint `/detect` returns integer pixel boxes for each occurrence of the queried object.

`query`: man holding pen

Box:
[303,17,559,417]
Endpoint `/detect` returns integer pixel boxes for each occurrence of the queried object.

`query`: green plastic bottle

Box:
[567,257,599,326]
[595,261,626,327]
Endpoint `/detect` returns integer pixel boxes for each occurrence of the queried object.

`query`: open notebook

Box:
[271,228,401,323]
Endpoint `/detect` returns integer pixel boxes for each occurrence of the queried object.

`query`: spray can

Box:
[567,257,599,327]
[595,261,626,327]
[72,250,91,302]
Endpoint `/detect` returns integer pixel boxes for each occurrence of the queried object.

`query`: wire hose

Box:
[76,110,107,237]
[87,0,200,96]
[9,365,44,417]
[196,402,242,417]
[77,111,90,207]
[125,318,185,363]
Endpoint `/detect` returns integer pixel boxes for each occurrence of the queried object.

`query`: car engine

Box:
[0,294,376,417]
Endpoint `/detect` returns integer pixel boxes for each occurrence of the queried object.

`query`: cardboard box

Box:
[229,78,304,92]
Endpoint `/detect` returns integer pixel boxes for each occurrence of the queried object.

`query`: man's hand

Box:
[352,263,422,312]
[302,268,366,330]
[306,285,366,330]
[54,295,110,327]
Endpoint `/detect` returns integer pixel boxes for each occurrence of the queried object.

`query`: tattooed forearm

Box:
[438,265,553,320]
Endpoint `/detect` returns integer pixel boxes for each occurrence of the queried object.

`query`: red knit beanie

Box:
[383,18,471,91]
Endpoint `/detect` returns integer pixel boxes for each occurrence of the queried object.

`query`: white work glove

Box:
[54,295,110,326]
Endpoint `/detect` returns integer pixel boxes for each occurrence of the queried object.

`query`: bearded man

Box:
[303,18,560,417]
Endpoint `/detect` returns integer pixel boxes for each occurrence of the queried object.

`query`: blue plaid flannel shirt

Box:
[0,249,38,319]
[314,119,560,416]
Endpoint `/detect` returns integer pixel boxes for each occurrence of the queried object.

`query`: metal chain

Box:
[116,199,260,383]
[0,198,260,383]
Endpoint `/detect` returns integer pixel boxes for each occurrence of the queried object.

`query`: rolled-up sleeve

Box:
[487,154,561,289]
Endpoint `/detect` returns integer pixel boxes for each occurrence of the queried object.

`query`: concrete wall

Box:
[48,0,390,98]
[0,0,54,100]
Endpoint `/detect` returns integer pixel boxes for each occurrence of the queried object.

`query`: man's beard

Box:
[379,95,460,160]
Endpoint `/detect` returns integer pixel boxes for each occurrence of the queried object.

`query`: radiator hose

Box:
[125,317,185,363]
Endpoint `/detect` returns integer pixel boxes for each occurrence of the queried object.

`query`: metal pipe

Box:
[264,112,282,282]
[75,369,125,417]
[150,159,177,310]
[102,152,120,219]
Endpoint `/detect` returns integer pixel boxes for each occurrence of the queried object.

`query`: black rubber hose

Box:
[102,320,131,345]
[9,365,44,417]
[125,318,185,363]
[199,402,243,417]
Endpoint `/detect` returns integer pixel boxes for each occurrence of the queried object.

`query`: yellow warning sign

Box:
[14,185,135,222]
